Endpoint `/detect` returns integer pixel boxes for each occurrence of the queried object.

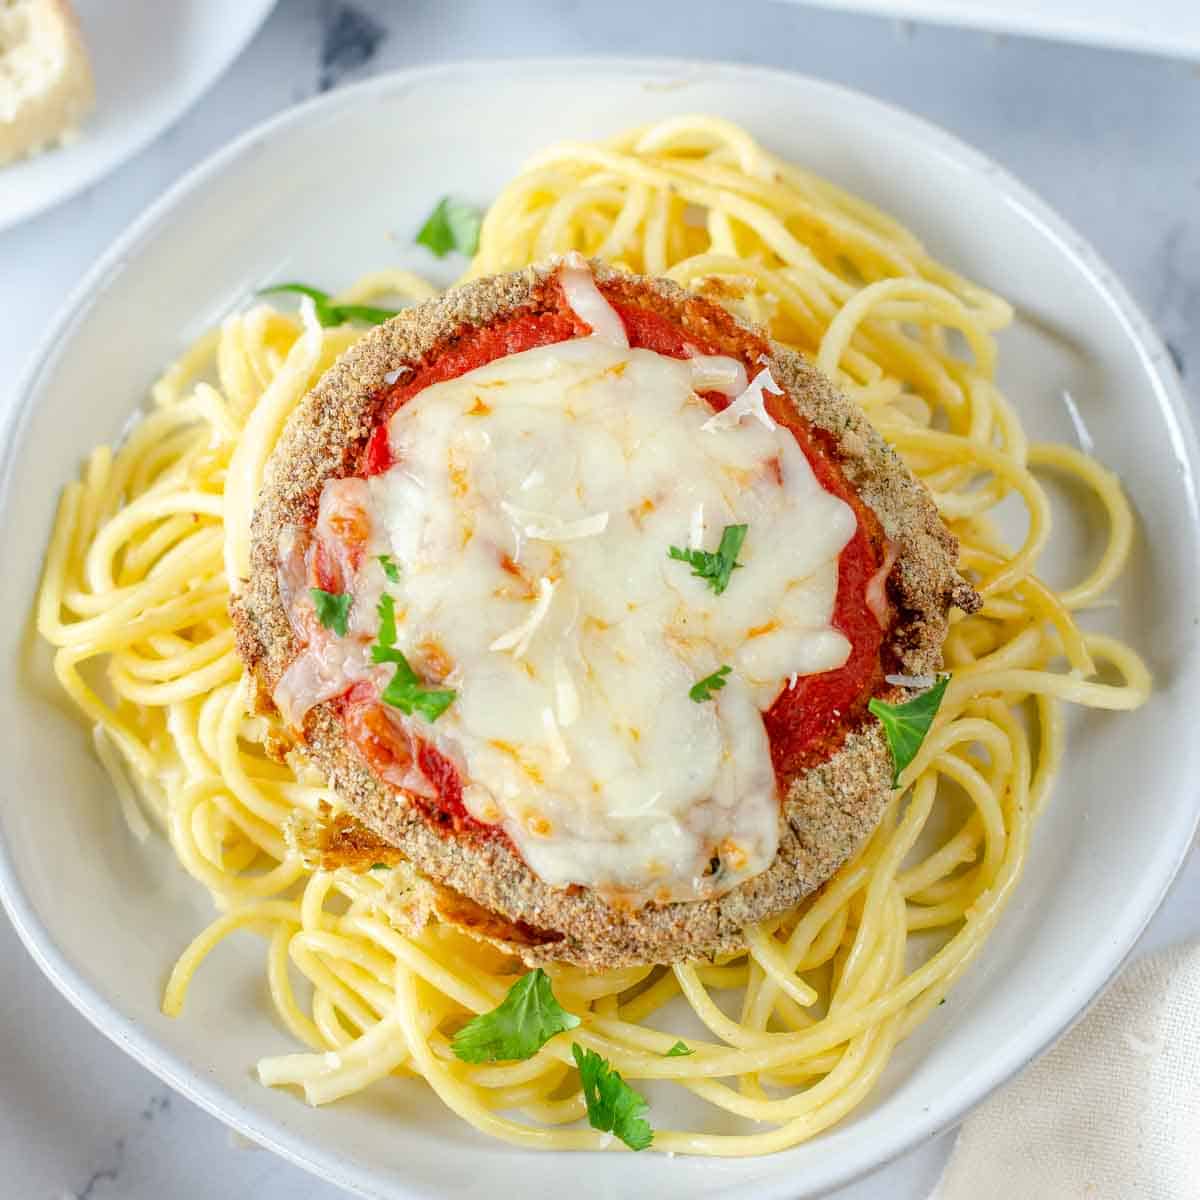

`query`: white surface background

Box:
[782,0,1200,61]
[2,2,1197,1197]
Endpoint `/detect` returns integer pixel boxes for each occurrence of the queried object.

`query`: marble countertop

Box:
[2,1,1197,1197]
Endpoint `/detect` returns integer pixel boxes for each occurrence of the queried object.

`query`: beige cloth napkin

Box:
[933,940,1200,1200]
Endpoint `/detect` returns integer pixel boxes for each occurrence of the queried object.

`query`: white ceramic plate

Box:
[1,58,1197,1200]
[0,0,276,232]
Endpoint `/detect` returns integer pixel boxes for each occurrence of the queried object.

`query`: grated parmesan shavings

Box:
[884,673,936,689]
[502,502,609,542]
[701,367,782,433]
[489,577,556,658]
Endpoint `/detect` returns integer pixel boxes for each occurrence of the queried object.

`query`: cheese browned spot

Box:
[233,260,979,968]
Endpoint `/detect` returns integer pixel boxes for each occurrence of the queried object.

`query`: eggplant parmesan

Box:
[233,257,979,968]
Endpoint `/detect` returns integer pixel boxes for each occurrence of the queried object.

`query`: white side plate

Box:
[1,59,1197,1200]
[0,0,276,231]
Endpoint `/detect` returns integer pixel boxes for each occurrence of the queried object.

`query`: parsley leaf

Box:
[415,196,482,258]
[377,554,401,583]
[333,303,401,325]
[689,665,732,703]
[664,1040,694,1057]
[310,588,352,636]
[258,282,399,328]
[868,675,950,786]
[668,523,747,595]
[376,593,397,648]
[451,969,580,1063]
[370,862,389,871]
[572,1045,654,1151]
[378,646,456,723]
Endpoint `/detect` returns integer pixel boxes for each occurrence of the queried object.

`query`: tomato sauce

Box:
[339,286,888,833]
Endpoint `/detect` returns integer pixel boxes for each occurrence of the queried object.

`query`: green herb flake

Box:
[332,303,401,325]
[689,665,732,703]
[451,969,580,1064]
[377,646,456,723]
[258,282,398,327]
[376,593,397,648]
[370,862,389,872]
[309,588,352,636]
[572,1045,654,1151]
[415,196,482,258]
[377,554,401,583]
[868,675,950,787]
[664,1040,694,1057]
[667,523,747,595]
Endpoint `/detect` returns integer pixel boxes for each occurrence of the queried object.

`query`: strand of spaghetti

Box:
[901,811,984,902]
[1028,442,1134,609]
[223,297,322,588]
[66,521,219,616]
[288,943,383,1033]
[834,775,938,1002]
[214,678,293,827]
[576,825,1030,1081]
[265,920,324,1051]
[203,783,290,862]
[817,278,996,387]
[653,1018,903,1156]
[108,649,241,706]
[342,915,500,1014]
[115,627,236,682]
[162,899,302,1016]
[311,989,356,1049]
[84,491,223,593]
[151,328,221,408]
[947,652,1149,711]
[216,310,270,417]
[882,426,1051,590]
[393,969,605,1151]
[169,777,303,898]
[740,855,874,1033]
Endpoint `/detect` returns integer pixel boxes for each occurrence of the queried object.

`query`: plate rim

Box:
[0,0,278,232]
[1,55,1197,1200]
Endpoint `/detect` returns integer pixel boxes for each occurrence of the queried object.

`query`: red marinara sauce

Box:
[340,289,889,835]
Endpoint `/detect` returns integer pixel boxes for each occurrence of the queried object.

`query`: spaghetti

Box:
[35,115,1149,1155]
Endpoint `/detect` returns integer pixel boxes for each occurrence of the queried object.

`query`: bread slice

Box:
[0,0,93,166]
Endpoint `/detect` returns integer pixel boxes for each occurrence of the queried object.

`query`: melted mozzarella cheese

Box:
[358,335,856,903]
[559,253,628,347]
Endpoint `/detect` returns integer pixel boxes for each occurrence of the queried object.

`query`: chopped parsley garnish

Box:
[371,591,455,722]
[378,648,457,723]
[376,593,397,648]
[668,523,747,595]
[868,675,950,787]
[451,969,580,1063]
[664,1040,694,1057]
[377,553,401,583]
[689,665,732,703]
[370,862,389,871]
[572,1045,654,1151]
[258,282,399,328]
[309,587,352,636]
[415,196,482,258]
